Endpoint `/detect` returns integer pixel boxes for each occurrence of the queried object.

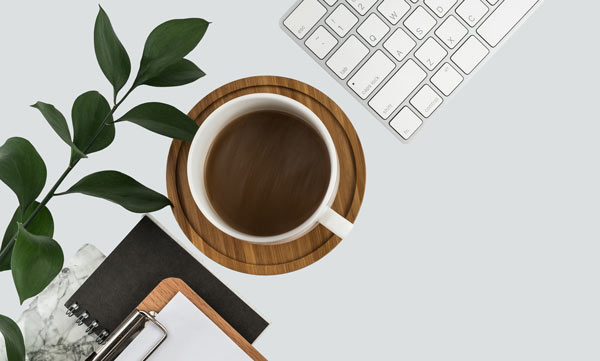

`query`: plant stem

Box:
[0,89,133,264]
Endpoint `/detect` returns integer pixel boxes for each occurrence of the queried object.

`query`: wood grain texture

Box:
[166,76,366,275]
[138,278,267,361]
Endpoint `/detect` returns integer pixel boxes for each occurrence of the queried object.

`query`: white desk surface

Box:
[1,1,599,360]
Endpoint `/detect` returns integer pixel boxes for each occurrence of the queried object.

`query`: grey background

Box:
[0,0,598,360]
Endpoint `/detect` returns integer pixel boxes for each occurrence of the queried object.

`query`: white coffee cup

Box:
[187,93,353,244]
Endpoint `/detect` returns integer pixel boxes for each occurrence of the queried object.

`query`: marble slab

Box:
[0,244,105,361]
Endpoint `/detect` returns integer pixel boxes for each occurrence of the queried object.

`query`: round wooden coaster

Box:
[166,76,366,275]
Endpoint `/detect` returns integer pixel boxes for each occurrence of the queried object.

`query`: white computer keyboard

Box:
[281,0,542,142]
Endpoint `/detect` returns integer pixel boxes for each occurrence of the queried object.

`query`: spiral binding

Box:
[96,330,110,345]
[66,302,110,344]
[66,302,79,317]
[86,320,99,334]
[76,311,89,325]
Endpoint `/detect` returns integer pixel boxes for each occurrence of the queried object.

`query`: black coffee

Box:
[204,110,331,237]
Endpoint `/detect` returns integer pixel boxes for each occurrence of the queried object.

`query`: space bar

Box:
[477,0,539,47]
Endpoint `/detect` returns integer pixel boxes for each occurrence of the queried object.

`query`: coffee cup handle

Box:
[318,208,353,239]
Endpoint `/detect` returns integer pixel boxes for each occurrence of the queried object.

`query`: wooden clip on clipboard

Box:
[86,278,267,361]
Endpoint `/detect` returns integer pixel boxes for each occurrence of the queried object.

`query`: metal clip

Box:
[86,310,167,361]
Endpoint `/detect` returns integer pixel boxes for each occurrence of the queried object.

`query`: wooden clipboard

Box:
[137,278,267,361]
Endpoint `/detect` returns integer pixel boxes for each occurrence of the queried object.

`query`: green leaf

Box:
[11,224,63,304]
[94,5,131,99]
[71,91,116,163]
[59,170,172,213]
[0,315,25,361]
[145,58,205,87]
[0,138,47,214]
[134,18,209,87]
[116,103,198,141]
[30,102,86,159]
[0,202,54,272]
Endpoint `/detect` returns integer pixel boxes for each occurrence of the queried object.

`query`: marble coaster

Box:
[0,244,105,361]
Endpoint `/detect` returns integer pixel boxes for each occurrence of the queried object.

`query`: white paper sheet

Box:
[115,292,252,360]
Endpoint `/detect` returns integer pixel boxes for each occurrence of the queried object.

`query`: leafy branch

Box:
[0,6,209,361]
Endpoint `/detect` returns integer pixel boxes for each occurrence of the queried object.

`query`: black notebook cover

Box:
[64,216,268,343]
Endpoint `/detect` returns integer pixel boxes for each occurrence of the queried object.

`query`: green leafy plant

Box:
[0,6,209,361]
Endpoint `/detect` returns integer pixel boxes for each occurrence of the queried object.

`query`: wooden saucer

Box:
[166,76,366,275]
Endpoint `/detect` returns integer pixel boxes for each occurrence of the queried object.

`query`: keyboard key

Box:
[347,0,378,15]
[326,4,359,37]
[477,0,539,47]
[424,0,458,17]
[435,16,467,49]
[326,35,370,79]
[349,50,395,99]
[357,14,390,46]
[404,7,437,40]
[451,36,489,74]
[369,60,427,119]
[410,85,442,117]
[383,29,416,61]
[306,26,338,59]
[284,0,327,39]
[456,0,489,27]
[390,107,422,140]
[377,0,410,25]
[415,38,447,70]
[431,63,463,96]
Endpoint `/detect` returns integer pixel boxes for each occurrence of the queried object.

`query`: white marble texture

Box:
[0,244,105,361]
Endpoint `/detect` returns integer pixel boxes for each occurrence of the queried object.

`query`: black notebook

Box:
[64,216,268,344]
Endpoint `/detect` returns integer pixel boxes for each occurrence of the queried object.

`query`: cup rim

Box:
[187,93,340,244]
